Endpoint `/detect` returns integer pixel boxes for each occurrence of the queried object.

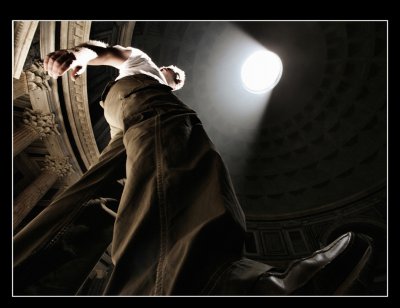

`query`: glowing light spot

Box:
[241,50,283,94]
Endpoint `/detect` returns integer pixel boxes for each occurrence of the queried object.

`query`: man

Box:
[13,41,374,295]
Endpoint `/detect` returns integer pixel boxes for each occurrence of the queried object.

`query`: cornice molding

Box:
[60,21,100,169]
[245,181,386,221]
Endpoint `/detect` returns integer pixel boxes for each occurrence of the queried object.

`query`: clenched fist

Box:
[44,50,82,81]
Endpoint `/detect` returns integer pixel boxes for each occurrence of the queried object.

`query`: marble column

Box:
[13,21,39,79]
[13,156,73,230]
[13,108,60,157]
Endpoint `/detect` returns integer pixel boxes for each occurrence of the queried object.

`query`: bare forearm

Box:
[75,43,129,67]
[44,40,131,80]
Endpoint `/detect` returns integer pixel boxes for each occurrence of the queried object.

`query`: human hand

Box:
[44,50,82,81]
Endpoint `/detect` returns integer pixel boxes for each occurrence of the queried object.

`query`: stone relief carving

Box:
[22,108,60,138]
[42,155,73,177]
[25,60,51,92]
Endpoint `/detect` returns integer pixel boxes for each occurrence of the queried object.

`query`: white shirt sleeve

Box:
[115,47,168,85]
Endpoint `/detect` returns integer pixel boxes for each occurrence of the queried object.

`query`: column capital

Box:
[42,155,73,177]
[25,60,51,92]
[22,108,60,138]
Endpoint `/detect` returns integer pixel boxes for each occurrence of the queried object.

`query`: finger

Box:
[52,52,73,76]
[46,54,58,78]
[70,66,82,81]
[47,50,67,78]
[59,57,74,76]
[44,53,53,72]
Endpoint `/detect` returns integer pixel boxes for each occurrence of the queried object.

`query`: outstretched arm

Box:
[44,41,132,81]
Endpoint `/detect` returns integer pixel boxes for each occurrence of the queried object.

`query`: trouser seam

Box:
[154,110,168,295]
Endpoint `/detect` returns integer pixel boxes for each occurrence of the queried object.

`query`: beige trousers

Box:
[14,75,272,295]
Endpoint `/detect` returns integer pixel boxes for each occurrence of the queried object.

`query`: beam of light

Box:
[207,25,274,127]
[196,23,277,176]
[178,23,281,178]
[241,50,283,94]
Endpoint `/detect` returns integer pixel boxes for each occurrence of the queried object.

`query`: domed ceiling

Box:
[88,21,387,220]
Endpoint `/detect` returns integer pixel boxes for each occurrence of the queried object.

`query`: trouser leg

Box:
[103,109,247,295]
[97,76,248,295]
[13,134,127,295]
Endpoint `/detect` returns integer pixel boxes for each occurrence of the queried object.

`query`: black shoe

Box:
[251,232,375,295]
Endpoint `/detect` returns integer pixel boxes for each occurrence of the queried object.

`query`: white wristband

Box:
[69,47,98,75]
